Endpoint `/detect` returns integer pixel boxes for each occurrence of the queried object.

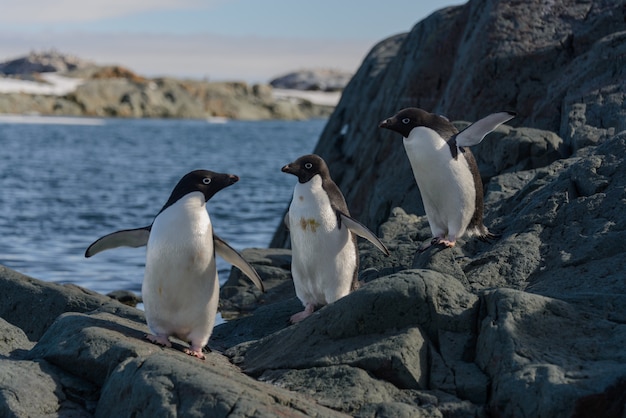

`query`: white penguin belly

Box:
[404,128,476,239]
[142,195,219,344]
[288,178,356,306]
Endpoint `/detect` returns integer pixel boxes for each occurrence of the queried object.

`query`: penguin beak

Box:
[281,163,295,175]
[228,174,239,184]
[379,118,392,129]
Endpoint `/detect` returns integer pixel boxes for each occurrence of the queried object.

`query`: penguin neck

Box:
[154,191,211,233]
[291,174,336,230]
[293,175,325,205]
[403,126,452,169]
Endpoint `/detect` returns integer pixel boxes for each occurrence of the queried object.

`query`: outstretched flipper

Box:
[455,111,516,147]
[214,235,265,292]
[85,226,151,257]
[337,211,390,256]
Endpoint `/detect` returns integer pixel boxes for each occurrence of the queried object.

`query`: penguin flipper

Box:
[214,235,265,292]
[337,212,390,256]
[283,211,290,230]
[455,111,516,147]
[85,226,151,257]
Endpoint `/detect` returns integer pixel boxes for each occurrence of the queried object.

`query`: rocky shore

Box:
[1,0,626,417]
[0,53,338,120]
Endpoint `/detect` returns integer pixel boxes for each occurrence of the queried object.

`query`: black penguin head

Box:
[159,169,239,213]
[379,107,456,139]
[281,154,330,184]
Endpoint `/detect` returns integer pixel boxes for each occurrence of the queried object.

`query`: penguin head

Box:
[160,170,239,212]
[282,154,329,184]
[379,107,455,139]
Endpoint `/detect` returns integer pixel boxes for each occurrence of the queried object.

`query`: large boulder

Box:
[267,0,625,239]
[0,267,348,417]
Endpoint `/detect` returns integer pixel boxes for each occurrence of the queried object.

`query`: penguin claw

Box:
[484,232,500,241]
[437,239,456,248]
[184,348,206,360]
[290,303,315,323]
[145,334,172,348]
[426,237,456,249]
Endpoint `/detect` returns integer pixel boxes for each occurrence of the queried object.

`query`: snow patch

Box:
[0,73,83,95]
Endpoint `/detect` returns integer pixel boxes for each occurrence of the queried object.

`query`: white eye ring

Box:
[401,118,411,124]
[202,177,211,185]
[304,163,313,169]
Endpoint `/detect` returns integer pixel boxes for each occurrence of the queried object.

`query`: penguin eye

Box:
[401,118,411,124]
[202,177,211,185]
[304,163,313,169]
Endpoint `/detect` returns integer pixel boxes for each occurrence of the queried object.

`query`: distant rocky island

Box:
[0,50,351,120]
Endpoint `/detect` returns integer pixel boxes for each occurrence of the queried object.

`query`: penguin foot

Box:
[184,347,206,360]
[425,237,456,249]
[290,303,315,324]
[436,238,456,248]
[480,232,500,241]
[145,334,172,347]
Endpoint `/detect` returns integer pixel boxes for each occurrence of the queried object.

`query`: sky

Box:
[0,0,466,84]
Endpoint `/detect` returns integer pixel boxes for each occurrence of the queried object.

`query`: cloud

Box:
[0,0,212,24]
[0,30,372,83]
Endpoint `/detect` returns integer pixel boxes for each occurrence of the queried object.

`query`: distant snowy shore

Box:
[0,73,341,106]
[0,73,83,95]
[272,88,341,107]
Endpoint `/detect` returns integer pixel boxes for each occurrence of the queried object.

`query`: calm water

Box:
[0,116,323,296]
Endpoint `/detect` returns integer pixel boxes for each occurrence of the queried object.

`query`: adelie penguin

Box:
[282,154,389,323]
[379,108,515,249]
[85,170,264,359]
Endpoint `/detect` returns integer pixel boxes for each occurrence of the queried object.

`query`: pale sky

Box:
[0,0,466,83]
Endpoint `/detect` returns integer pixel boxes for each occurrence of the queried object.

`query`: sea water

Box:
[0,116,324,296]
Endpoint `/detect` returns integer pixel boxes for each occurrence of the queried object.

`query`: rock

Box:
[0,50,92,75]
[106,290,142,307]
[0,266,349,416]
[219,248,294,318]
[0,265,143,341]
[0,359,96,417]
[477,288,626,417]
[0,317,32,357]
[269,0,625,237]
[270,69,353,92]
[225,271,483,416]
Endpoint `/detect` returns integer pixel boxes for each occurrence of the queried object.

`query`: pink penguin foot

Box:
[145,334,172,347]
[290,303,315,324]
[184,347,206,360]
[432,237,456,248]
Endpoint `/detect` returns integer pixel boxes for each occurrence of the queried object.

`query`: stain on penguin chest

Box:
[294,193,332,233]
[299,216,321,232]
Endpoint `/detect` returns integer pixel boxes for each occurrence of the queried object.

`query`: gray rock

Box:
[23,309,346,417]
[0,317,32,357]
[0,265,351,416]
[270,0,626,238]
[477,288,626,417]
[219,248,294,318]
[0,265,144,341]
[225,271,482,415]
[0,359,97,417]
[0,50,92,75]
[270,69,353,92]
